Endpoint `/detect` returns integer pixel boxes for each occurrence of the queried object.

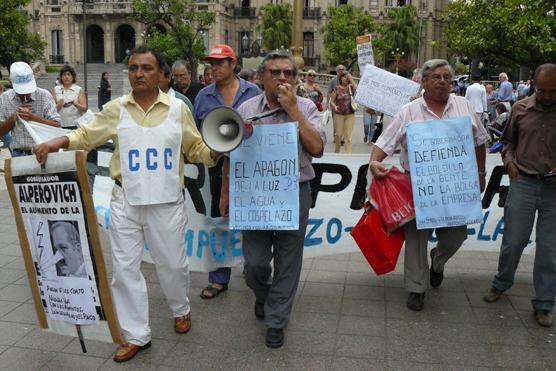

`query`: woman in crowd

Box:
[296,69,323,111]
[53,65,87,129]
[203,65,214,86]
[329,72,357,153]
[98,71,111,111]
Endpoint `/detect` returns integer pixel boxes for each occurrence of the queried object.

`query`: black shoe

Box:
[407,292,425,311]
[341,140,345,146]
[265,328,284,348]
[429,248,444,288]
[254,301,265,320]
[364,136,368,143]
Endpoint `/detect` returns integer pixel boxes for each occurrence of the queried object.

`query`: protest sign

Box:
[354,64,420,117]
[406,117,483,229]
[4,151,122,344]
[356,34,375,70]
[230,122,299,230]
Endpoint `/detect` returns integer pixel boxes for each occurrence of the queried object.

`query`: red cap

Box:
[202,44,237,61]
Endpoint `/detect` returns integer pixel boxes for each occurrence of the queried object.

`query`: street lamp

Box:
[241,33,249,55]
[79,0,92,95]
[391,48,405,75]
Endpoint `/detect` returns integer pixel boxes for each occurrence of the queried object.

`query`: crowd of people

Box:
[0,43,554,363]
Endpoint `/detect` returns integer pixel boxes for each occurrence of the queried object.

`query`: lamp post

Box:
[391,48,405,75]
[241,33,249,55]
[81,0,89,94]
[291,0,304,69]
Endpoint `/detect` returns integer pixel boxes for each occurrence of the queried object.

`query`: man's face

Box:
[534,71,556,107]
[261,58,296,102]
[16,93,32,104]
[208,58,235,84]
[159,74,171,92]
[128,52,163,94]
[52,225,83,276]
[423,66,452,101]
[172,66,191,90]
[336,65,346,76]
[486,84,493,94]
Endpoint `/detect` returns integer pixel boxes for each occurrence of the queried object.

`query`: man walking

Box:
[35,46,219,361]
[370,59,489,311]
[483,63,556,328]
[0,62,61,156]
[465,75,488,127]
[193,44,260,300]
[221,50,326,348]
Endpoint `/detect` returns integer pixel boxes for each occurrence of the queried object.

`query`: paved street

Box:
[0,75,554,370]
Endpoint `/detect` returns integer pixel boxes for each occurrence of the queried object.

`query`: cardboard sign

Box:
[230,122,299,230]
[354,64,420,117]
[4,151,122,344]
[356,34,375,70]
[406,117,483,229]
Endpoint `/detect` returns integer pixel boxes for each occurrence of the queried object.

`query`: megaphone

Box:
[200,106,253,153]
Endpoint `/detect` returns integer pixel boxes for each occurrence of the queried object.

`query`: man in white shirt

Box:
[465,76,488,127]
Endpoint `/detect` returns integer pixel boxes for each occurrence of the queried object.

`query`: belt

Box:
[115,179,122,187]
[520,172,551,181]
[11,148,33,155]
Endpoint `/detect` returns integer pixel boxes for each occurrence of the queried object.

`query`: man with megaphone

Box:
[34,46,220,362]
[219,50,326,348]
[193,44,260,300]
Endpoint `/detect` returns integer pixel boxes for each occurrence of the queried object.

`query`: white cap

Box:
[9,62,37,95]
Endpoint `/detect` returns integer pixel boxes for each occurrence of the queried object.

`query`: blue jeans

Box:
[363,111,377,142]
[492,175,556,311]
[208,267,231,285]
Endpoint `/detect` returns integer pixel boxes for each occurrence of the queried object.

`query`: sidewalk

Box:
[0,119,554,370]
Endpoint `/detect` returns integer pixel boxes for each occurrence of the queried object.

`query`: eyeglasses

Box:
[268,69,294,78]
[430,74,452,82]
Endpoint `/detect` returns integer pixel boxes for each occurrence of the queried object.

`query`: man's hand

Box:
[369,160,389,179]
[35,136,70,164]
[276,83,298,116]
[16,103,34,121]
[506,162,520,180]
[219,191,229,217]
[479,173,486,193]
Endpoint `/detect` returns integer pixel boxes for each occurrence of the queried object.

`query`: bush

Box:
[45,65,63,73]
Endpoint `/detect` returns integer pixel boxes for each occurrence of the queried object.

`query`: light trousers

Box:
[404,221,467,293]
[492,175,556,311]
[109,185,190,346]
[334,113,355,153]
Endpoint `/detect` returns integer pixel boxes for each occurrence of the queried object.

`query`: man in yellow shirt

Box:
[35,46,219,362]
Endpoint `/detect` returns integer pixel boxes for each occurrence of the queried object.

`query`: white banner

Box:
[354,64,420,117]
[356,34,375,71]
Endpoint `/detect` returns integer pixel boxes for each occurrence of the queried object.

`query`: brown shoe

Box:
[175,312,192,334]
[483,287,503,303]
[113,341,151,363]
[534,310,553,327]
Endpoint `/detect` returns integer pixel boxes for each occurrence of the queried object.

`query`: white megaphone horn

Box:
[200,105,283,153]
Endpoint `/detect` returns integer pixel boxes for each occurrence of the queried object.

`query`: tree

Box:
[0,0,46,76]
[444,0,556,76]
[322,5,384,68]
[383,5,420,57]
[131,0,215,71]
[257,3,292,51]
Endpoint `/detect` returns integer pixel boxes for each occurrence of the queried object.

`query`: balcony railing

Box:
[232,6,256,18]
[68,0,133,15]
[303,7,322,19]
[49,55,65,64]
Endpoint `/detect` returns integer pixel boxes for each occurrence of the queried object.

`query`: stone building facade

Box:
[26,0,448,71]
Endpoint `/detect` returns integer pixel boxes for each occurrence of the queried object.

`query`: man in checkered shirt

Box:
[0,62,61,156]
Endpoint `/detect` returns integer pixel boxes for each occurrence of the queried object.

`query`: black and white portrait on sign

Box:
[49,220,87,278]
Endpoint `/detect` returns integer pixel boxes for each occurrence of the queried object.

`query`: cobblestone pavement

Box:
[0,87,554,370]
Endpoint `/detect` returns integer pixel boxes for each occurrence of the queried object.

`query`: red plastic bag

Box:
[370,166,415,234]
[350,207,405,275]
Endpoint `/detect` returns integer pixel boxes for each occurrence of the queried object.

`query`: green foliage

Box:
[45,65,63,73]
[445,0,556,71]
[383,5,420,56]
[0,0,46,74]
[454,62,467,76]
[322,5,382,67]
[257,3,292,51]
[131,0,215,68]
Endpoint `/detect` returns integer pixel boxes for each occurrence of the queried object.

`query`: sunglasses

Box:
[307,74,316,77]
[269,69,294,78]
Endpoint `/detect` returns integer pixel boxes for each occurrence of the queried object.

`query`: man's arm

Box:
[500,107,520,179]
[219,157,230,217]
[369,146,389,179]
[35,136,70,164]
[277,84,323,156]
[475,144,486,192]
[17,103,60,127]
[0,113,18,136]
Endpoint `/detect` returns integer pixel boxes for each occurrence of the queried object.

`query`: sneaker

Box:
[265,328,284,348]
[429,248,444,288]
[407,292,425,311]
[534,310,553,327]
[483,287,504,303]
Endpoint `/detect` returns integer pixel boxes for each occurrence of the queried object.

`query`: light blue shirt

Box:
[498,80,513,102]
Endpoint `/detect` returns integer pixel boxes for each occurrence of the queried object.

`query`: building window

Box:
[337,0,348,5]
[239,31,250,55]
[386,0,396,7]
[370,0,379,7]
[199,29,209,51]
[303,32,314,58]
[51,29,63,56]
